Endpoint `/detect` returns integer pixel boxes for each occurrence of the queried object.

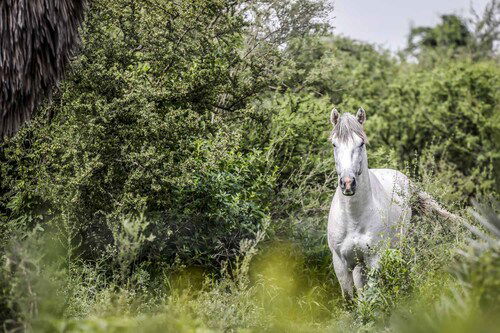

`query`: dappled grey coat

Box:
[0,0,85,138]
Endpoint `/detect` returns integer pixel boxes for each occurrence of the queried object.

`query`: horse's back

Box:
[370,168,410,194]
[369,168,412,214]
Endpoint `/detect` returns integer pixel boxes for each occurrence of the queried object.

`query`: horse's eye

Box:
[359,142,365,148]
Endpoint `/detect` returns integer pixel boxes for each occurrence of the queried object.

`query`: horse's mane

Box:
[330,113,368,144]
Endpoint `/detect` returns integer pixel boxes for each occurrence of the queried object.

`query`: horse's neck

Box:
[338,161,373,218]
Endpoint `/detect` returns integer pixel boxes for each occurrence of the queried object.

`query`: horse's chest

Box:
[337,231,374,267]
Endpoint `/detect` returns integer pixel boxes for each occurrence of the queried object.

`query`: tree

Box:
[0,0,86,138]
[0,0,331,271]
[406,0,500,61]
[406,15,473,58]
[469,0,500,59]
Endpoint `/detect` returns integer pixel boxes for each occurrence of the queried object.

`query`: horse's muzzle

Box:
[340,176,356,196]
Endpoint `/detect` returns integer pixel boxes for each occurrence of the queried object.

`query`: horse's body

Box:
[326,108,413,298]
[327,168,412,297]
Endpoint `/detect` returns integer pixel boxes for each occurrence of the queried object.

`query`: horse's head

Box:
[329,107,368,196]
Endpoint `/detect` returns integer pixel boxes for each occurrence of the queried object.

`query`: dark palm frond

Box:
[0,0,86,138]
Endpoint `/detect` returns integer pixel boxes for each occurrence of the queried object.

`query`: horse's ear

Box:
[330,108,340,126]
[356,107,366,125]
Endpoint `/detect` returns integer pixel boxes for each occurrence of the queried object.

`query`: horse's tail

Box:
[414,190,463,222]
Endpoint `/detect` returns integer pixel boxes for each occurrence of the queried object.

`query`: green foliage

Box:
[280,36,396,110]
[0,0,283,272]
[374,60,500,198]
[357,249,414,323]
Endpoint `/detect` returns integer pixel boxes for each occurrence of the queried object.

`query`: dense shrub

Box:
[373,60,500,198]
[0,0,282,272]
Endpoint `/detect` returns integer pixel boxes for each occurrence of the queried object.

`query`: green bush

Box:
[373,60,500,198]
[0,0,280,273]
[356,249,414,323]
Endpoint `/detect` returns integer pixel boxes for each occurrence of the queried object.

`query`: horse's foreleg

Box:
[332,251,354,298]
[352,265,365,295]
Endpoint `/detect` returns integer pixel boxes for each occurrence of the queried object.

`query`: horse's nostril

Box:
[339,176,356,192]
[344,177,352,190]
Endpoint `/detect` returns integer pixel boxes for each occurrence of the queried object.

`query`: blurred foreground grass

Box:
[2,201,499,333]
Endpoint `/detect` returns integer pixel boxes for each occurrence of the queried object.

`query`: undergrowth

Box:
[2,191,497,332]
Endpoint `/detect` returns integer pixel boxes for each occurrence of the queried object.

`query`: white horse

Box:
[327,107,453,298]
